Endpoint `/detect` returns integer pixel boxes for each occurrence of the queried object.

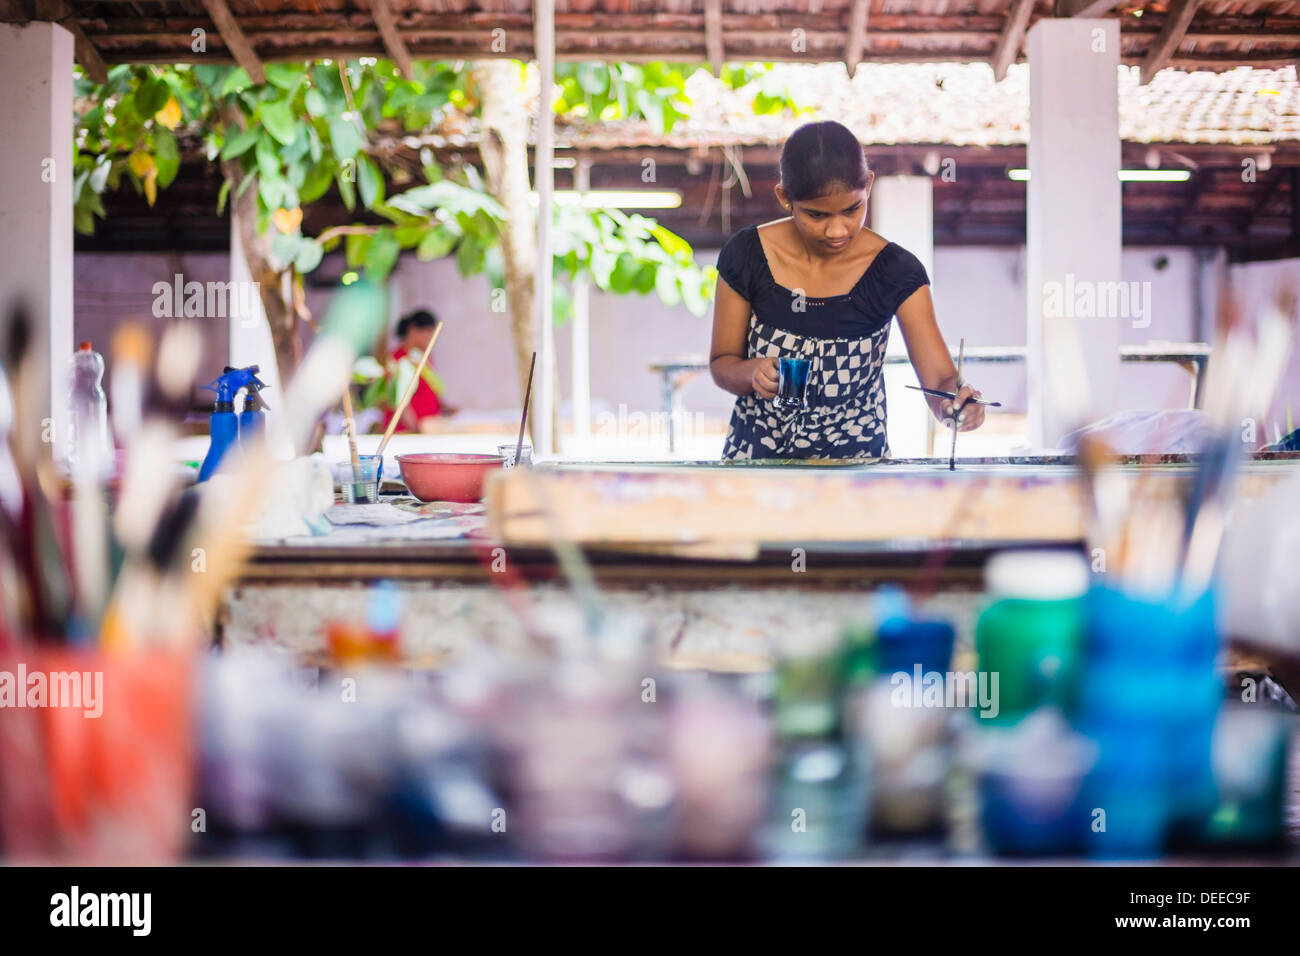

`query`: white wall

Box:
[1227,257,1300,443]
[74,246,1286,431]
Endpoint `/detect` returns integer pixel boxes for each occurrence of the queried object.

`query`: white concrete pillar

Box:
[870,175,934,458]
[534,0,556,457]
[569,159,592,454]
[0,24,74,460]
[229,209,293,458]
[1026,19,1122,449]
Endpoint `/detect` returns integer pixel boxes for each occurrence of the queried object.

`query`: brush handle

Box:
[340,387,362,480]
[515,351,537,464]
[376,322,443,456]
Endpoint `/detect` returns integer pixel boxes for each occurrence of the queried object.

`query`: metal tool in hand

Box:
[906,385,1001,407]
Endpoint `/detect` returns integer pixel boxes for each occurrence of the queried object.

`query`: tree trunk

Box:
[473,59,548,450]
[220,115,298,390]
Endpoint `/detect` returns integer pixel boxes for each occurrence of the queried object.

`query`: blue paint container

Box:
[1078,584,1221,858]
[875,617,955,677]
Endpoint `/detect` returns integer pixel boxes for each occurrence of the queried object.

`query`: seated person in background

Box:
[386,309,459,433]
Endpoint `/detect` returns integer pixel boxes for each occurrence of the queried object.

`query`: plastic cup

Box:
[498,442,533,469]
[335,458,380,503]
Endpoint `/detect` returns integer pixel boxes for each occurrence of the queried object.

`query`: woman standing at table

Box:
[709,120,984,459]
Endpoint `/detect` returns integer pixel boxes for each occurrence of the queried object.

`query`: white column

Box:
[229,208,293,459]
[570,158,592,454]
[1026,19,1122,449]
[870,175,934,458]
[0,24,74,460]
[534,0,556,457]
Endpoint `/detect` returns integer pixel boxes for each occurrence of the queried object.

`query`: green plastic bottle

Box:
[975,550,1089,726]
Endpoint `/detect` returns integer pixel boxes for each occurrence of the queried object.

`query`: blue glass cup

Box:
[774,356,811,410]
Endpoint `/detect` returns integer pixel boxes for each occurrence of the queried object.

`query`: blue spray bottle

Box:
[198,365,269,482]
[237,374,270,451]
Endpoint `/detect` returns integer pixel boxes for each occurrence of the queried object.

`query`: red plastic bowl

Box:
[396,453,505,503]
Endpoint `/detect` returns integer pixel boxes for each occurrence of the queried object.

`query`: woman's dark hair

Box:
[396,309,438,339]
[779,121,869,202]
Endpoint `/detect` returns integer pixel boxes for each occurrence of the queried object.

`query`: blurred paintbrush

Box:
[375,320,443,457]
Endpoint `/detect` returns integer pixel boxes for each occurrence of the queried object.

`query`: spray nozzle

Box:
[202,365,271,410]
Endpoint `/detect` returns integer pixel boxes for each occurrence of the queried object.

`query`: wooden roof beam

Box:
[703,0,723,75]
[845,0,869,75]
[364,0,412,80]
[199,0,264,84]
[27,0,108,83]
[991,0,1034,81]
[1054,0,1120,17]
[1141,0,1201,85]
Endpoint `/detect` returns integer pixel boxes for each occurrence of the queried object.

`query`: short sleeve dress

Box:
[715,224,930,460]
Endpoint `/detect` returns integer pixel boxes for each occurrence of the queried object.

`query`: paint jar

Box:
[774,356,811,411]
[971,708,1097,857]
[772,631,845,741]
[1202,704,1291,851]
[1078,583,1221,859]
[497,442,533,469]
[335,458,380,503]
[760,740,869,861]
[975,550,1089,726]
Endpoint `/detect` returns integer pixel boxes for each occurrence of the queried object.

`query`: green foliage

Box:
[718,62,809,116]
[554,62,693,134]
[73,59,718,316]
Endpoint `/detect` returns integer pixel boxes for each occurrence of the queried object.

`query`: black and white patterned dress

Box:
[715,224,930,460]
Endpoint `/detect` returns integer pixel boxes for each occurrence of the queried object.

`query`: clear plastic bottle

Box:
[68,341,113,479]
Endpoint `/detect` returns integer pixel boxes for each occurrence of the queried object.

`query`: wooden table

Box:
[651,344,1213,453]
[221,454,1298,671]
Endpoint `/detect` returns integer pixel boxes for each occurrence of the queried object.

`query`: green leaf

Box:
[346,232,373,267]
[417,227,457,260]
[298,159,335,203]
[136,76,171,117]
[650,223,691,261]
[216,179,231,216]
[281,124,311,165]
[394,224,425,248]
[357,154,384,209]
[193,64,227,91]
[305,88,327,117]
[610,253,640,294]
[220,127,259,160]
[456,232,483,276]
[271,230,300,265]
[634,263,657,294]
[329,116,363,160]
[364,227,400,279]
[153,127,180,187]
[74,205,95,235]
[255,134,279,178]
[258,172,284,210]
[336,168,356,211]
[294,239,323,273]
[264,63,305,91]
[219,68,253,97]
[260,99,298,146]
